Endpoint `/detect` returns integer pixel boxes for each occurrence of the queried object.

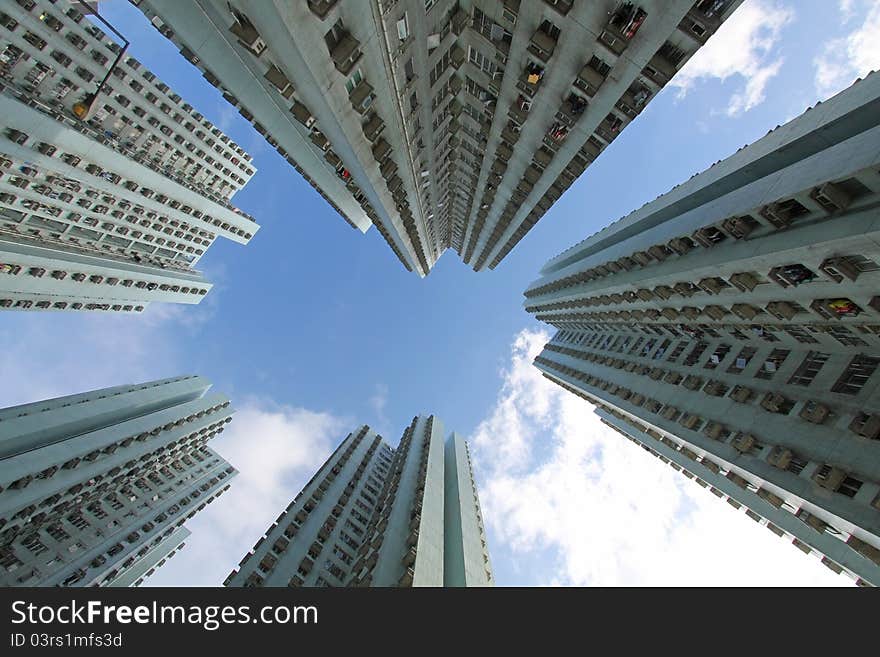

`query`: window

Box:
[787,351,830,387]
[826,325,868,347]
[344,69,363,94]
[727,346,757,374]
[683,341,709,367]
[396,12,409,41]
[786,455,807,475]
[756,349,790,380]
[666,341,687,363]
[704,344,731,370]
[468,45,496,76]
[832,355,880,395]
[784,325,819,344]
[838,476,863,498]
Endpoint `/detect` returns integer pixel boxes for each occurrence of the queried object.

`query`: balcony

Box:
[398,566,414,587]
[290,101,315,128]
[380,158,398,181]
[372,138,391,163]
[451,7,469,35]
[330,32,362,75]
[810,298,862,319]
[692,225,727,247]
[599,3,647,55]
[349,79,375,115]
[309,130,330,151]
[402,545,417,567]
[760,198,809,229]
[264,65,293,96]
[450,44,465,69]
[228,10,267,57]
[769,263,817,288]
[576,64,607,99]
[522,62,546,89]
[307,0,339,19]
[529,26,558,63]
[363,114,385,142]
[766,300,803,320]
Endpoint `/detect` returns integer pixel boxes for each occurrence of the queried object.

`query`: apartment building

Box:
[0,375,237,587]
[0,0,258,312]
[224,415,492,587]
[131,0,740,275]
[524,72,880,586]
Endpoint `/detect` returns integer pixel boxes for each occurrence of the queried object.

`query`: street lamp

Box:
[70,1,129,121]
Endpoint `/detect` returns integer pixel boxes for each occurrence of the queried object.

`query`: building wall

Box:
[0,375,238,587]
[132,0,742,274]
[0,0,257,311]
[443,432,492,586]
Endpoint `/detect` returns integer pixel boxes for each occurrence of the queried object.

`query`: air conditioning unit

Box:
[730,386,752,403]
[819,256,860,283]
[810,182,851,211]
[732,433,756,453]
[760,392,788,413]
[799,400,830,424]
[679,414,701,430]
[767,446,793,470]
[849,413,880,439]
[813,465,846,491]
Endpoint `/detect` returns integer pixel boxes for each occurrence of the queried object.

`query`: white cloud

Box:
[669,0,795,116]
[470,328,851,586]
[813,0,880,99]
[145,401,347,586]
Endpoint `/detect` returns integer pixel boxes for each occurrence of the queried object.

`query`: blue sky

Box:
[2,0,879,586]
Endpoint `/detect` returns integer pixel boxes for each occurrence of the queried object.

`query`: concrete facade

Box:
[0,0,258,312]
[225,415,492,587]
[525,72,880,586]
[131,0,741,275]
[0,375,237,586]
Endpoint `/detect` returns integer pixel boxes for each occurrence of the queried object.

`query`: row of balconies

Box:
[6,129,253,232]
[532,293,880,330]
[542,343,875,440]
[527,176,861,298]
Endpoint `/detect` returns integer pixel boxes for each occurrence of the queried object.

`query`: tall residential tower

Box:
[524,72,880,586]
[0,0,258,313]
[0,375,237,587]
[132,0,741,275]
[224,415,492,587]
